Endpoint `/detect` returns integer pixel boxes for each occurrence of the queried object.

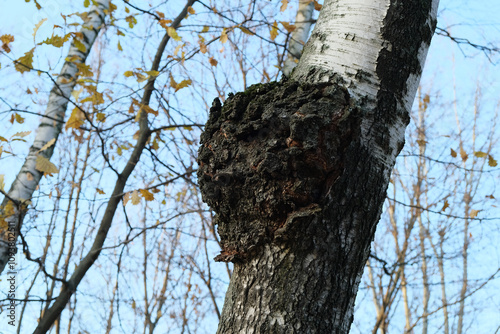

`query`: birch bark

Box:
[282,0,315,77]
[197,0,440,332]
[0,0,110,274]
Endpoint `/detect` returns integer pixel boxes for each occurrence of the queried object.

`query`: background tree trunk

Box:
[0,0,110,274]
[282,0,315,77]
[197,0,440,332]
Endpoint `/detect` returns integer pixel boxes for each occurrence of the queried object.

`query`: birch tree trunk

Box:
[0,0,110,274]
[282,0,315,77]
[32,2,196,332]
[197,0,440,332]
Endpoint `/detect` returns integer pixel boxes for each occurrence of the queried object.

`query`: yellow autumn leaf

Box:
[15,48,35,73]
[96,112,106,122]
[140,189,155,201]
[169,74,177,89]
[125,15,137,28]
[131,190,141,205]
[173,44,183,56]
[38,138,56,153]
[144,70,160,78]
[65,107,85,129]
[488,155,498,167]
[72,87,83,101]
[280,0,288,12]
[312,0,322,11]
[474,151,487,158]
[76,63,93,77]
[450,148,457,158]
[33,0,42,9]
[84,0,90,7]
[175,79,192,92]
[238,26,254,35]
[209,57,218,66]
[199,41,207,54]
[159,19,173,29]
[1,35,14,44]
[135,72,147,82]
[11,131,31,138]
[96,188,105,195]
[201,26,209,33]
[134,108,143,122]
[140,104,158,116]
[280,21,296,33]
[39,34,70,47]
[33,18,47,41]
[1,34,14,53]
[441,200,449,212]
[15,113,25,124]
[416,139,427,147]
[151,138,159,150]
[167,27,182,41]
[73,38,86,53]
[187,6,195,14]
[270,21,279,41]
[423,94,430,108]
[124,70,134,77]
[0,174,4,191]
[117,41,123,51]
[81,91,104,105]
[122,192,130,206]
[36,155,59,174]
[220,28,228,44]
[460,147,468,162]
[469,209,480,218]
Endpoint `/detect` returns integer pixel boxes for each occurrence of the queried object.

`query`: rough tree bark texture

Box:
[198,0,439,333]
[0,0,110,275]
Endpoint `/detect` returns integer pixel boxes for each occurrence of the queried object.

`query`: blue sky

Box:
[0,0,499,333]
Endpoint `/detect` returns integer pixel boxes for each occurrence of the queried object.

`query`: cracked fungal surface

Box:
[197,79,361,262]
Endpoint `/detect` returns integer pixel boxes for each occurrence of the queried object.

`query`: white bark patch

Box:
[293,0,390,102]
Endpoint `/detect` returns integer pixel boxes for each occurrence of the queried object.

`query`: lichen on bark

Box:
[197,79,361,262]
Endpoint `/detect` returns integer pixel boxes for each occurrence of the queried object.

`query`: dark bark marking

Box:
[377,0,436,98]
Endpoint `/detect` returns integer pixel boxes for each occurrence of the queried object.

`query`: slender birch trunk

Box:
[33,2,196,332]
[416,99,429,333]
[457,170,471,334]
[0,0,110,274]
[198,0,439,332]
[282,0,315,77]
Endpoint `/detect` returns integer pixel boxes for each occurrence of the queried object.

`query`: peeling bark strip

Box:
[199,0,439,333]
[0,0,110,275]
